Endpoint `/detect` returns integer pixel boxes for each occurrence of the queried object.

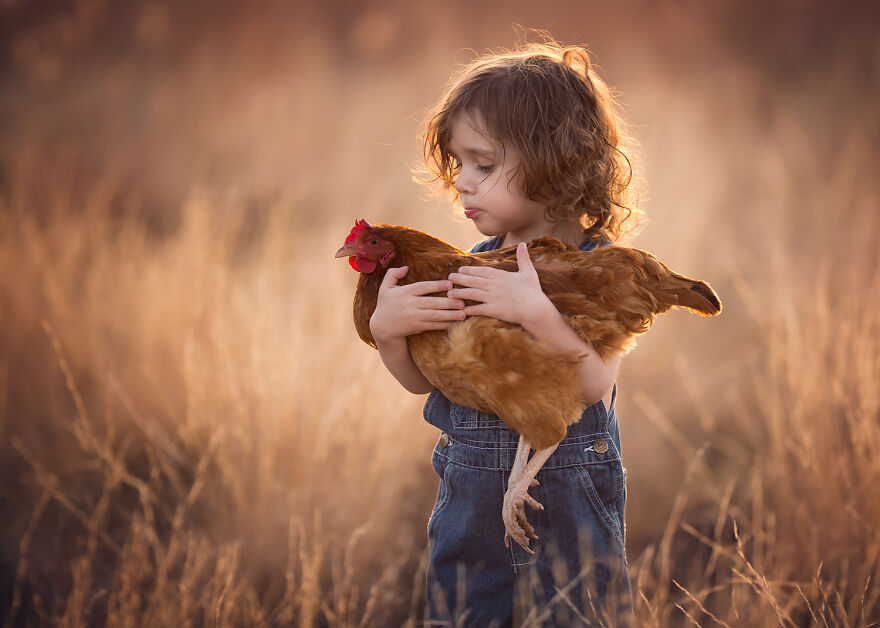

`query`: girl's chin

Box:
[475,225,502,238]
[470,216,501,237]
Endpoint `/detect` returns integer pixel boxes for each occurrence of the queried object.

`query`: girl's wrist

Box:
[372,327,406,346]
[518,295,560,337]
[370,314,399,345]
[519,299,594,363]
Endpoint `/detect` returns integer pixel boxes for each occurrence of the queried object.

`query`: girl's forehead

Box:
[448,109,502,156]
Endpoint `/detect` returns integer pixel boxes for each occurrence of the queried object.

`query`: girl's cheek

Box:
[505,170,529,197]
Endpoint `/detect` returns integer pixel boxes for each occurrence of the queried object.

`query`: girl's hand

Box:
[369,267,466,344]
[448,242,556,328]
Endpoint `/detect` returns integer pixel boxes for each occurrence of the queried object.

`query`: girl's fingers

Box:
[379,266,408,289]
[405,279,454,296]
[447,287,488,301]
[516,242,535,271]
[421,309,467,322]
[415,297,465,310]
[457,265,504,278]
[448,272,491,289]
[463,304,493,317]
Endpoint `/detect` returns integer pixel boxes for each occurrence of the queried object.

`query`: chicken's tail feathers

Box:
[663,273,722,316]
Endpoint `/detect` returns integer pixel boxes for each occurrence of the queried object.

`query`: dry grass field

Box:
[1,2,879,625]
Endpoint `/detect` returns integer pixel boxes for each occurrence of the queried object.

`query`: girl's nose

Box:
[454,170,476,196]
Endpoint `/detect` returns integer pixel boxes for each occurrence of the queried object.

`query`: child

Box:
[369,40,639,626]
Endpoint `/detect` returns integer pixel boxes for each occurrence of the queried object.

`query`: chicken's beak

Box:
[335,244,354,258]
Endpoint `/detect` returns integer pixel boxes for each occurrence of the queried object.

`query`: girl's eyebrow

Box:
[453,146,497,160]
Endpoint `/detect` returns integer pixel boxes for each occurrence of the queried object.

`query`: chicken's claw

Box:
[502,478,543,552]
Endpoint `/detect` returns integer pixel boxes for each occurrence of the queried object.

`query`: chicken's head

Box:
[334,219,396,273]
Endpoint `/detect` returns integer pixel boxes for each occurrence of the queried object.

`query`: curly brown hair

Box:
[422,40,640,242]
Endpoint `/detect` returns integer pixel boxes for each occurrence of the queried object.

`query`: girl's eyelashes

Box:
[448,153,494,176]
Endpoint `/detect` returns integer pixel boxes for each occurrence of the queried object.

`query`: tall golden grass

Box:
[2,4,879,626]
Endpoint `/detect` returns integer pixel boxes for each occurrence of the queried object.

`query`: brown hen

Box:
[335,219,721,550]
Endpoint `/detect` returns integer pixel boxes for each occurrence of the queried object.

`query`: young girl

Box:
[369,40,639,626]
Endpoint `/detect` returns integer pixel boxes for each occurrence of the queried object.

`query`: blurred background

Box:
[1,1,879,625]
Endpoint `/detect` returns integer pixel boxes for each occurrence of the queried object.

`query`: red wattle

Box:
[350,256,377,273]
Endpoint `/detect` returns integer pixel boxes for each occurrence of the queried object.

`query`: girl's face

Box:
[448,110,552,245]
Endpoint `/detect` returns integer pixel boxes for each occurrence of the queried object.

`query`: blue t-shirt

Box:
[469,233,609,254]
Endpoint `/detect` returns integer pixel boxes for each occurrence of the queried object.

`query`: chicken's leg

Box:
[503,435,558,553]
[509,435,532,488]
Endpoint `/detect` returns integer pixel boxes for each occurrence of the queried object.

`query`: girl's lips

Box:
[464,208,482,219]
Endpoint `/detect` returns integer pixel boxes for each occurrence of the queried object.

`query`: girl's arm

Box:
[519,303,621,405]
[448,242,619,406]
[370,267,466,394]
[374,337,433,394]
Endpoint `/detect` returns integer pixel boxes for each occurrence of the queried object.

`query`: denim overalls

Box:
[424,235,633,627]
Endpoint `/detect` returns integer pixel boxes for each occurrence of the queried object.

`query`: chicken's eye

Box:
[368,238,379,246]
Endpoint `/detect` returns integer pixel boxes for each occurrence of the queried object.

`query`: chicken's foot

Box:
[503,436,558,553]
[506,437,540,542]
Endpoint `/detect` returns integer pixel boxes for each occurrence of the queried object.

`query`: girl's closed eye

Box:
[450,151,492,175]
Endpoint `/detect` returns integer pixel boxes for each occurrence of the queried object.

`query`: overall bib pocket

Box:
[574,459,625,542]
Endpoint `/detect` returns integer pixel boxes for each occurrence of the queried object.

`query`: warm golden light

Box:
[1,2,878,625]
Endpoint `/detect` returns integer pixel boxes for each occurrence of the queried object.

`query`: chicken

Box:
[335,219,722,550]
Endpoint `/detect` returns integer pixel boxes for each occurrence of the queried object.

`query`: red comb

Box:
[344,219,372,245]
